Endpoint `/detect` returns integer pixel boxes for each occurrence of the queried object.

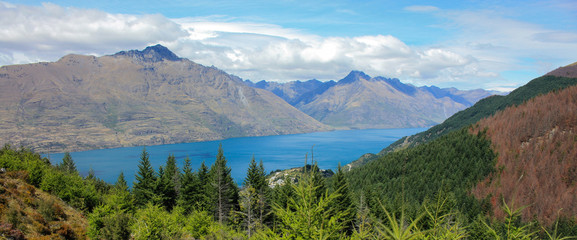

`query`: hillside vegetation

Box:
[375,74,577,157]
[471,85,577,225]
[3,143,575,239]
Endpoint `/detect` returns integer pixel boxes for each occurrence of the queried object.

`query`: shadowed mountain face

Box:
[250,71,499,129]
[0,45,328,153]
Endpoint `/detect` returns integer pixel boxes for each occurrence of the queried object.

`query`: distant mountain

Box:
[249,71,498,129]
[244,79,329,105]
[0,45,328,153]
[261,71,497,129]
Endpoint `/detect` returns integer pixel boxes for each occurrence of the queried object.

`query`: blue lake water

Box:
[46,128,426,186]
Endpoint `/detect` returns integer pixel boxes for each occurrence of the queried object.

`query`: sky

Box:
[0,0,576,91]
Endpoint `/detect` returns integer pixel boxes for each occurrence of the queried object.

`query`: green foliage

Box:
[40,167,99,211]
[373,202,425,240]
[483,200,539,240]
[272,171,347,240]
[331,163,356,235]
[131,203,188,240]
[208,144,240,224]
[58,152,77,174]
[155,154,179,211]
[348,128,496,219]
[185,210,215,239]
[241,155,270,234]
[178,156,199,213]
[133,148,157,207]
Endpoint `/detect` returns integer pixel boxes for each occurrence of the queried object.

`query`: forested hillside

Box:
[343,68,577,238]
[471,85,577,225]
[362,74,577,163]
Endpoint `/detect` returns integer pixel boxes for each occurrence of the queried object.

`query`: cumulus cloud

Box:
[0,2,186,64]
[1,1,575,91]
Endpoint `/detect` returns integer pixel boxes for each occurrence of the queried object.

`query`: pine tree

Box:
[196,160,211,211]
[59,152,77,174]
[133,148,157,207]
[332,163,356,235]
[310,162,326,200]
[241,156,270,234]
[272,169,346,239]
[208,144,239,224]
[179,156,199,213]
[114,171,129,192]
[156,154,179,211]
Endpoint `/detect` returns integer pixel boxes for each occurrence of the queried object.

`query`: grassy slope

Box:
[0,171,88,239]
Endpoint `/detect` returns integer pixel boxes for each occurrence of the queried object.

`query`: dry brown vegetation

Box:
[471,85,577,225]
[0,171,87,239]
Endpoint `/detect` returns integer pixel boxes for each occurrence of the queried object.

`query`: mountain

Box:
[0,45,328,153]
[249,71,498,129]
[377,66,577,157]
[293,71,497,129]
[244,79,328,105]
[346,62,577,227]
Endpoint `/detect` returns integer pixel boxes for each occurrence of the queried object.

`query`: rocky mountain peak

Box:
[112,44,182,63]
[339,70,371,84]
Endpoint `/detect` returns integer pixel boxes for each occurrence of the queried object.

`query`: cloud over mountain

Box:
[0,1,576,91]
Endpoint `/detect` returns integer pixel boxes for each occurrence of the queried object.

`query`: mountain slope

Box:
[0,171,88,239]
[293,71,493,129]
[379,72,577,156]
[0,45,328,153]
[251,71,498,129]
[346,63,577,227]
[471,85,577,225]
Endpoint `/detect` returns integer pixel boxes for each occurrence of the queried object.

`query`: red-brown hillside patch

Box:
[471,85,577,225]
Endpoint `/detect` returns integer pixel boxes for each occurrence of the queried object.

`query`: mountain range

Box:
[0,45,327,153]
[246,71,500,129]
[0,44,499,153]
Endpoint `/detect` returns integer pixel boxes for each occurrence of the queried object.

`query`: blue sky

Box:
[1,0,576,91]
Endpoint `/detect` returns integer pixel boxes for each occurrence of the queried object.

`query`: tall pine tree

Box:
[241,156,269,234]
[59,152,77,174]
[179,156,199,213]
[156,154,179,211]
[208,144,239,224]
[133,148,157,207]
[196,160,211,211]
[331,163,356,235]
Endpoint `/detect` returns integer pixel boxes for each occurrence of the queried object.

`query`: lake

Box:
[46,128,426,186]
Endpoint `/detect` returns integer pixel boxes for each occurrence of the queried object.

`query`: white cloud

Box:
[1,1,576,90]
[0,2,186,64]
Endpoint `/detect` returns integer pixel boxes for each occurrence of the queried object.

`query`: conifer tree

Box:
[156,154,179,211]
[114,171,129,192]
[310,162,326,200]
[59,152,77,174]
[241,156,270,234]
[133,148,157,207]
[196,160,211,210]
[332,163,356,235]
[179,156,199,213]
[208,144,239,224]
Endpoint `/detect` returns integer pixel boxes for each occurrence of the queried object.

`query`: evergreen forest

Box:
[1,138,576,239]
